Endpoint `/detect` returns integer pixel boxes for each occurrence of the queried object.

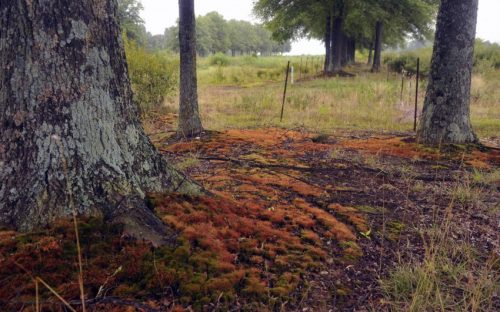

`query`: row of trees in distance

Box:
[118,0,291,56]
[164,12,292,56]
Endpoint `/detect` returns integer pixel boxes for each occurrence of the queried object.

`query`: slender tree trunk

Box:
[367,32,375,65]
[328,21,334,71]
[350,39,356,64]
[330,16,343,72]
[324,12,332,73]
[178,0,203,138]
[0,0,201,242]
[371,21,383,72]
[418,0,478,144]
[341,34,348,66]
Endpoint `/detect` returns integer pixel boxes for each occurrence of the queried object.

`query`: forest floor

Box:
[2,113,497,311]
[150,116,500,311]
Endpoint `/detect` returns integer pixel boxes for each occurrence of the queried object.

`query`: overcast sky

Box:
[141,0,500,55]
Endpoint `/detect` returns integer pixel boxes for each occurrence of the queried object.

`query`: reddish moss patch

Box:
[339,136,500,168]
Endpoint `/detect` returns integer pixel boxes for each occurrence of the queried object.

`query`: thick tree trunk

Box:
[324,12,332,73]
[330,16,343,72]
[0,0,201,242]
[178,0,203,138]
[418,0,478,144]
[371,21,383,72]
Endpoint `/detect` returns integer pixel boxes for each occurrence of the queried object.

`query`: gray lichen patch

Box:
[70,20,88,41]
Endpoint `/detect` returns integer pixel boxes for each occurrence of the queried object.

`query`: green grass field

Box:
[164,56,500,139]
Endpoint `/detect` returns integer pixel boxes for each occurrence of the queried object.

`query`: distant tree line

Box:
[117,0,291,56]
[164,12,292,56]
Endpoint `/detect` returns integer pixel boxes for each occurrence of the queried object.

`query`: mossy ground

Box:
[1,126,498,311]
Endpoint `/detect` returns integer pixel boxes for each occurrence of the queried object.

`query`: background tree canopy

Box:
[163,12,292,56]
[117,0,291,56]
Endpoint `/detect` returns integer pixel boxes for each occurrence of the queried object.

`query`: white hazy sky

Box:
[141,0,500,55]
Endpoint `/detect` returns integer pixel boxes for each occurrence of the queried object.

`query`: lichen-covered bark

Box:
[178,0,203,138]
[418,0,478,144]
[371,21,383,72]
[0,0,202,235]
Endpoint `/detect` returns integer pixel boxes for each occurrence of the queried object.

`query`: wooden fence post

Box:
[414,58,420,132]
[281,61,291,122]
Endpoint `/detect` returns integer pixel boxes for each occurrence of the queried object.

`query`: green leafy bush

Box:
[124,39,179,113]
[474,40,500,72]
[384,40,500,76]
[209,52,231,66]
[384,48,432,76]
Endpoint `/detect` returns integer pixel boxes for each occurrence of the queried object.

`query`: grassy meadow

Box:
[161,54,500,139]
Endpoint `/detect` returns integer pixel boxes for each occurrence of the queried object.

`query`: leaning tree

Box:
[418,0,479,144]
[178,0,204,138]
[0,0,202,243]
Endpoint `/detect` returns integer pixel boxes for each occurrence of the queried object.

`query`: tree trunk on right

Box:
[371,21,383,72]
[418,0,478,144]
[178,0,203,138]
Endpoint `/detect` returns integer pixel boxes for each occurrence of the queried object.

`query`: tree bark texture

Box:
[0,0,202,239]
[371,21,383,72]
[330,17,343,72]
[178,0,203,138]
[418,0,478,144]
[324,12,332,72]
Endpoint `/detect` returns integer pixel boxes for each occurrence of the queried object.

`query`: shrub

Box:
[208,52,230,66]
[124,39,179,113]
[474,40,500,72]
[383,48,432,76]
[384,40,500,76]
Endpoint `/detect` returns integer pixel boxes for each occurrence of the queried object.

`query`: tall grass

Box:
[197,55,324,87]
[161,62,499,138]
[380,166,499,312]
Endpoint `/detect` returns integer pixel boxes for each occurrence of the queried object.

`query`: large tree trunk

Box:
[329,16,343,72]
[178,0,203,137]
[0,0,202,242]
[324,12,332,73]
[371,21,383,72]
[418,0,478,144]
